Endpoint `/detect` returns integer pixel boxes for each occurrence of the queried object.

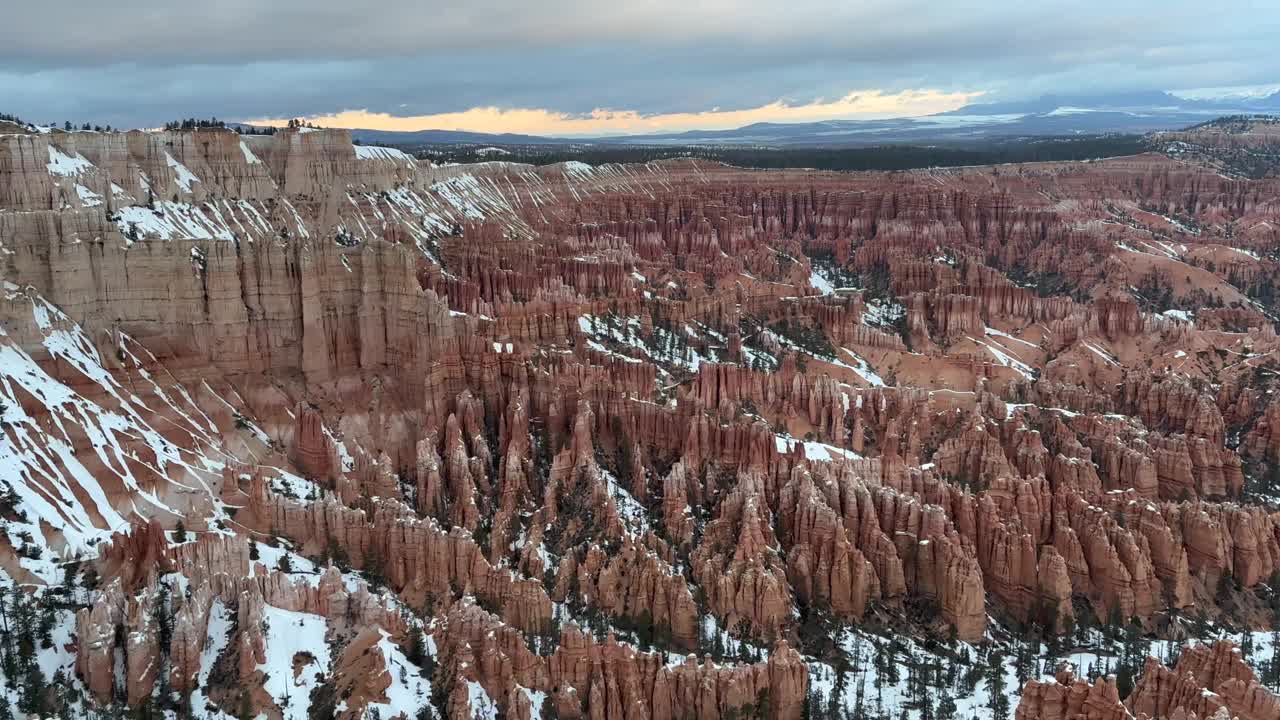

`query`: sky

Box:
[2,0,1277,136]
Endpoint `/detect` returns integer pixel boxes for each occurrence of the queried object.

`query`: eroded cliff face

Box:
[1017,639,1280,720]
[3,123,1280,719]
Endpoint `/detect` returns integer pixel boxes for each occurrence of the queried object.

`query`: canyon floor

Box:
[1,117,1280,720]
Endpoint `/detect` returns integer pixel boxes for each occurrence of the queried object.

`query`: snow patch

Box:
[239,140,263,165]
[809,271,836,295]
[46,145,94,176]
[361,629,432,719]
[354,144,416,165]
[165,152,202,192]
[257,606,331,720]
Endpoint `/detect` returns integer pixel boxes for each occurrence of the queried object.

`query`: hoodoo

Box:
[2,111,1280,719]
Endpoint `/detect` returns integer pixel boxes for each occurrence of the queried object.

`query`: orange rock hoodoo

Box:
[4,121,1280,719]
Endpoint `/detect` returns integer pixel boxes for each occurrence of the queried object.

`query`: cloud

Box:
[249,89,983,136]
[0,1,1161,65]
[2,0,1277,130]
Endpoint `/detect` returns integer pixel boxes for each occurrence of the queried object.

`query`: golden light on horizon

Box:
[248,88,984,136]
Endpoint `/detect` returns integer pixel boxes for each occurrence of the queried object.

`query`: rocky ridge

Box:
[1,123,1280,719]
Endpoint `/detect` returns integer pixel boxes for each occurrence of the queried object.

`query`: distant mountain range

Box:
[335,90,1280,148]
[349,128,568,146]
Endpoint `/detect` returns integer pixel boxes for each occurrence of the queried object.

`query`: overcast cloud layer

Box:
[4,0,1277,133]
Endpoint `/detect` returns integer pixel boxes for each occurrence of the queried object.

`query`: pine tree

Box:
[1014,636,1036,685]
[918,685,934,720]
[38,599,56,648]
[937,693,957,719]
[987,649,1008,720]
[1115,662,1136,698]
[853,670,867,720]
[826,668,843,720]
[832,646,850,708]
[1106,603,1124,640]
[881,641,900,685]
[0,587,12,681]
[712,626,726,659]
[1265,630,1280,690]
[991,691,1010,720]
[363,545,387,589]
[752,689,771,720]
[173,520,187,543]
[407,630,427,669]
[18,659,49,716]
[1217,569,1235,606]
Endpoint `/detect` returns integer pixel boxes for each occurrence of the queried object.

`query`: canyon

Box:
[1,118,1280,720]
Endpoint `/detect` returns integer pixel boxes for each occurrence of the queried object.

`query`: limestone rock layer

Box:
[2,123,1280,719]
